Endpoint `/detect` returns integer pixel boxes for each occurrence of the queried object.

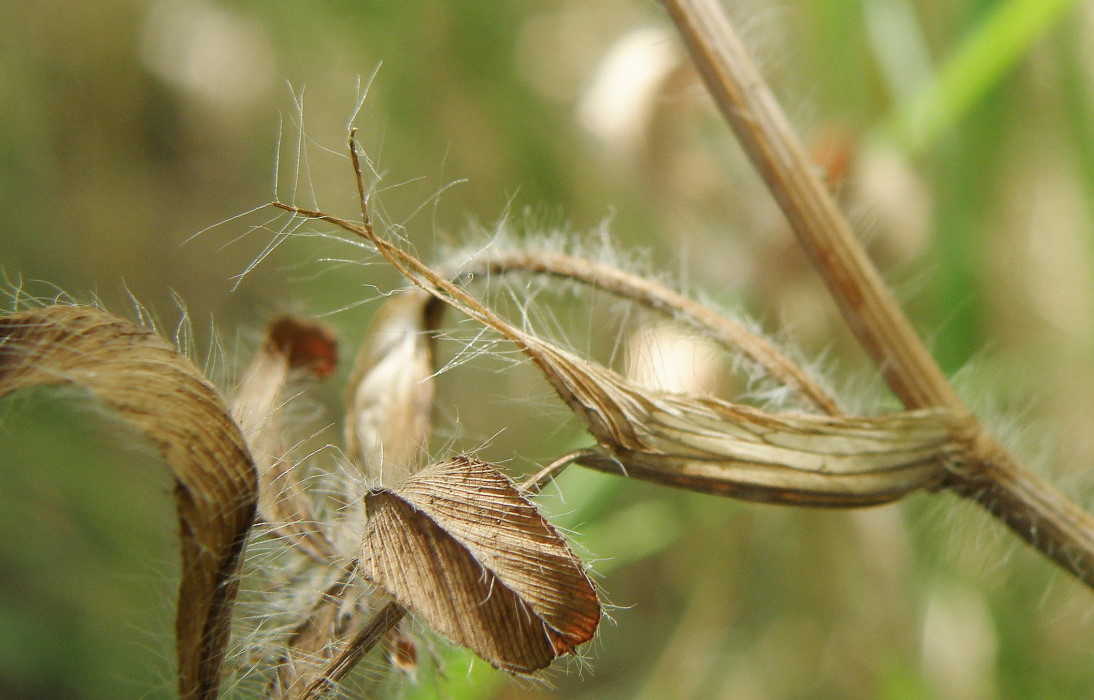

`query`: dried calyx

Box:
[238,287,601,696]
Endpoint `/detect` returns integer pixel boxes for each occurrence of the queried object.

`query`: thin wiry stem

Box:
[659,0,1094,589]
[520,449,600,495]
[447,250,839,414]
[299,601,407,700]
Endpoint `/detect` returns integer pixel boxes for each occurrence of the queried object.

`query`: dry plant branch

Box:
[272,135,965,509]
[659,0,1094,588]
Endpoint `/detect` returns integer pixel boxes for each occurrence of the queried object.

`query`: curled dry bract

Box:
[0,305,257,700]
[232,314,338,564]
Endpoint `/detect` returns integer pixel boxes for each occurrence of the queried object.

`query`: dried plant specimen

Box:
[225,294,603,696]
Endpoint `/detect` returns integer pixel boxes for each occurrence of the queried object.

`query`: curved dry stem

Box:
[521,449,601,495]
[444,250,839,414]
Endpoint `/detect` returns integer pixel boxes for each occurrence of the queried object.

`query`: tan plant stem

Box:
[659,0,1094,587]
[300,601,407,700]
[520,449,600,495]
[660,0,955,411]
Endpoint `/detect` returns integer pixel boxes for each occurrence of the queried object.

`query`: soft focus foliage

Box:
[3,0,1094,698]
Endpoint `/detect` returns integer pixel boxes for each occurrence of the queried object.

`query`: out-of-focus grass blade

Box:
[882,0,1078,155]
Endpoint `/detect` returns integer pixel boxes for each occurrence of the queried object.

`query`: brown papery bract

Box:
[359,456,600,674]
[232,314,337,564]
[0,305,257,700]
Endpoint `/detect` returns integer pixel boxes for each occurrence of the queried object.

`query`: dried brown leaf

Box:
[0,305,257,700]
[345,289,440,485]
[233,315,337,563]
[359,456,600,674]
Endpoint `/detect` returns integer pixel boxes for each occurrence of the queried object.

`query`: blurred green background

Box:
[4,0,1094,697]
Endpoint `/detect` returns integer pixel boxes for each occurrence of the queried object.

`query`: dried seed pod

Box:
[0,305,256,700]
[359,456,600,674]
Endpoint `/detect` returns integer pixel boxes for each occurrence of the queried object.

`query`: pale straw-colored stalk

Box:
[659,0,1094,588]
